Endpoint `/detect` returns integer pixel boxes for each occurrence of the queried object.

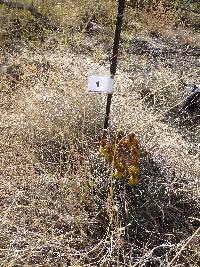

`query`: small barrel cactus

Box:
[100,131,140,185]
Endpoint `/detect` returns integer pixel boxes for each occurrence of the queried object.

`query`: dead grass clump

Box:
[0,2,200,265]
[1,42,199,266]
[0,166,109,266]
[125,0,200,40]
[137,3,179,36]
[0,45,109,266]
[0,0,117,47]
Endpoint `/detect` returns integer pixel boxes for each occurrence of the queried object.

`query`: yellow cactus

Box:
[128,176,138,186]
[99,147,109,159]
[99,131,140,186]
[112,169,124,179]
[129,165,140,176]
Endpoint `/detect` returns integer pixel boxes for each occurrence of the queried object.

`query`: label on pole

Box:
[88,75,114,93]
[194,85,200,92]
[185,84,200,92]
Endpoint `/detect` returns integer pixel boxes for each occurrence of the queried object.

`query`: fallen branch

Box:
[0,0,58,30]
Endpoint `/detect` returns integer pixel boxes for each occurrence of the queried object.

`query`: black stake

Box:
[103,0,126,138]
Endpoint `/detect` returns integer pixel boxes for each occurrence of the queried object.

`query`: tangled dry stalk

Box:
[0,0,200,266]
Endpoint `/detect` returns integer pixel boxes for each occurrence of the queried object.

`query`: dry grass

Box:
[0,0,200,266]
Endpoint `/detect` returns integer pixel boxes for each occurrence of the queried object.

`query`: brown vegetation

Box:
[0,1,199,266]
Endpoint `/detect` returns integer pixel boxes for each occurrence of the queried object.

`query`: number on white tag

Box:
[88,75,114,93]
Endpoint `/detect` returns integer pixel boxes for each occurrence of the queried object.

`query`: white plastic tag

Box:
[88,75,114,93]
[194,85,200,92]
[185,85,200,92]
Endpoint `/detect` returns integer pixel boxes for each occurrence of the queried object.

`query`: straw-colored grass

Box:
[0,1,199,266]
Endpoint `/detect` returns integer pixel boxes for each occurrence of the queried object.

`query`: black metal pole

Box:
[103,0,126,137]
